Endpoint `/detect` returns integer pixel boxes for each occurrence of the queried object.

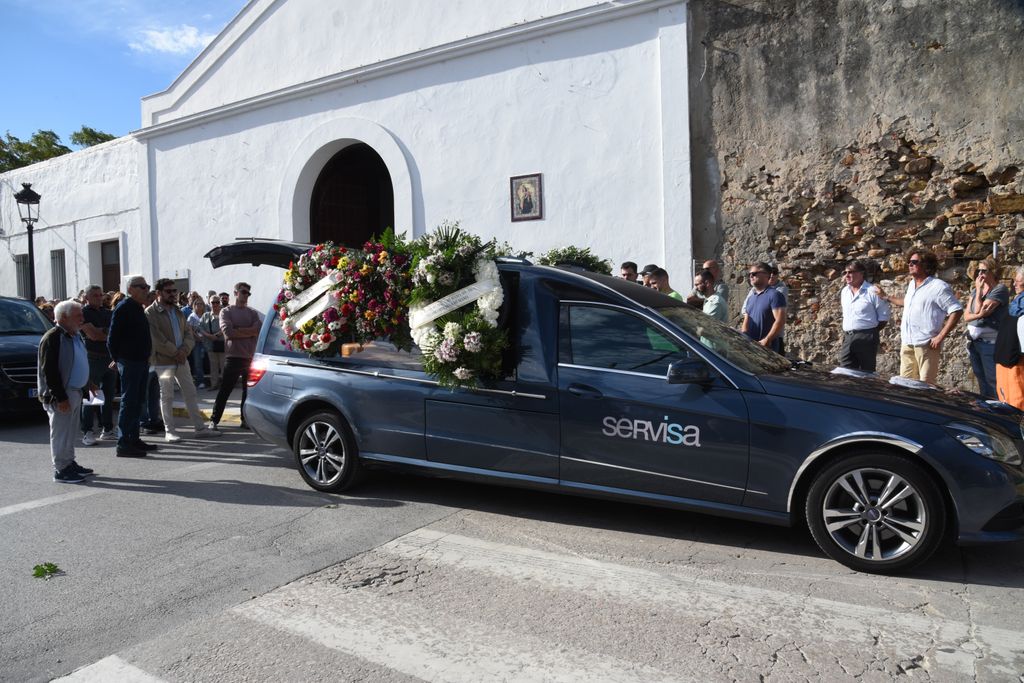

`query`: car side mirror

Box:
[666,359,710,385]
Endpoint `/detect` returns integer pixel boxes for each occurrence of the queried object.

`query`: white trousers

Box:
[156,363,205,435]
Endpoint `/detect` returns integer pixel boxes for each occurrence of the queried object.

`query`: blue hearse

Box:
[207,241,1024,573]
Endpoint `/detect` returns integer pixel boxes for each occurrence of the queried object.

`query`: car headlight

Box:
[946,422,1023,467]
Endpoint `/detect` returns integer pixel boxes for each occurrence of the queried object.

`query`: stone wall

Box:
[688,0,1024,389]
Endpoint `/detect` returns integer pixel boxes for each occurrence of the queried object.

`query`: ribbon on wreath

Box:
[409,280,495,331]
[286,271,342,329]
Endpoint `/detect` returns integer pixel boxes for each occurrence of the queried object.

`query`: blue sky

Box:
[0,0,247,144]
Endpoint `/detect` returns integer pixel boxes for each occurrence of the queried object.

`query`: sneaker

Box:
[71,461,95,477]
[54,465,86,483]
[82,430,97,447]
[207,421,220,432]
[116,445,147,458]
[133,439,159,452]
[141,423,165,435]
[165,432,182,443]
[197,382,207,390]
[97,429,116,442]
[239,421,250,430]
[194,427,223,439]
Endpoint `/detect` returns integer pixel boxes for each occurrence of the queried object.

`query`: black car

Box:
[0,296,51,418]
[209,241,1024,574]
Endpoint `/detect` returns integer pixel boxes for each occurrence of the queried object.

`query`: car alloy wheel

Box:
[293,411,362,492]
[806,453,945,573]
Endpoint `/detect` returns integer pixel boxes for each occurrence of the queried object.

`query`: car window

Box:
[263,310,424,372]
[654,304,791,375]
[559,304,692,376]
[0,299,51,334]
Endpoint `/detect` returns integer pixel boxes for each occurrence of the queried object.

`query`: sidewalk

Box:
[170,385,244,425]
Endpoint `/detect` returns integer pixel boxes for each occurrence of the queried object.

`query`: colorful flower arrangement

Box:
[275,230,412,356]
[408,223,508,389]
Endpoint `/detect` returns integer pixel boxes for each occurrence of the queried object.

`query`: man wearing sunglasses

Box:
[878,248,963,385]
[108,275,158,457]
[839,259,890,372]
[146,279,222,442]
[741,261,786,353]
[210,282,261,430]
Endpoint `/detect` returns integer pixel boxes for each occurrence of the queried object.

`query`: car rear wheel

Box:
[805,452,946,574]
[293,411,362,492]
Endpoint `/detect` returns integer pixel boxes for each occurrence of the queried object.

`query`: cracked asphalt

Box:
[3,415,1024,682]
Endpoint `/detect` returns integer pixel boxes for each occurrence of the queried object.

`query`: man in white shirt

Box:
[839,259,890,372]
[879,249,963,384]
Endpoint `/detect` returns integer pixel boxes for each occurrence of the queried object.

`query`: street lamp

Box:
[14,183,40,302]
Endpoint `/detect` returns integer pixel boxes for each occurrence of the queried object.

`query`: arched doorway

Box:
[309,143,395,248]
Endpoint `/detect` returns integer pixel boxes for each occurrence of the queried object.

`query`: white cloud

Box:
[128,24,216,55]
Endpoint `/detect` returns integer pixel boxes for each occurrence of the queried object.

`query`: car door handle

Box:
[567,383,603,399]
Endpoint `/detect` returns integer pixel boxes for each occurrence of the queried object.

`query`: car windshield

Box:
[654,303,792,375]
[0,299,51,334]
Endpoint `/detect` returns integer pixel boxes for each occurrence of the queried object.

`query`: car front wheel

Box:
[293,411,362,492]
[805,452,946,574]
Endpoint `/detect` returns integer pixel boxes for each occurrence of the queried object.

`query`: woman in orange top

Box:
[995,266,1024,408]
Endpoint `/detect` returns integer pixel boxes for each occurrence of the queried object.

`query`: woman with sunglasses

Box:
[962,257,1008,398]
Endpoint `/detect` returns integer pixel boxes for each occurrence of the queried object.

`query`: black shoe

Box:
[54,465,86,483]
[71,461,95,477]
[133,439,159,452]
[116,445,148,458]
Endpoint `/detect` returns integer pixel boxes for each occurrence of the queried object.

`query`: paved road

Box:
[3,415,1024,681]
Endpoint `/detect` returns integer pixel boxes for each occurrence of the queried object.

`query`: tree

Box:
[70,126,116,148]
[0,125,116,173]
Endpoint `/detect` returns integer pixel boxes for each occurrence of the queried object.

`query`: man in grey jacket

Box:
[38,300,97,483]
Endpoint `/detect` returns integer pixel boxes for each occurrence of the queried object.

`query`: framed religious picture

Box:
[510,173,543,221]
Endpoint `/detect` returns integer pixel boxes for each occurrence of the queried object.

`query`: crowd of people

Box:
[620,249,1024,409]
[37,280,259,483]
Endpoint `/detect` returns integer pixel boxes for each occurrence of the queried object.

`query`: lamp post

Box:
[14,183,40,302]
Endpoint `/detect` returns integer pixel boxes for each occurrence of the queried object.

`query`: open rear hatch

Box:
[204,239,312,269]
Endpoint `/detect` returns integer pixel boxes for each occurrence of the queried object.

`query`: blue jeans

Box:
[81,356,117,433]
[189,344,207,386]
[968,339,997,399]
[116,360,149,446]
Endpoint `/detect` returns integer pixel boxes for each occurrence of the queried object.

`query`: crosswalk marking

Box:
[234,580,686,683]
[0,488,102,517]
[54,655,167,682]
[43,526,1024,681]
[0,461,224,518]
[378,529,1024,677]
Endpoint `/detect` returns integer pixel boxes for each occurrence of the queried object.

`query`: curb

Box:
[171,404,242,425]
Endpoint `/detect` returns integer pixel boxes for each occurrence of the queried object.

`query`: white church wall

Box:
[144,4,690,313]
[142,0,669,127]
[0,138,141,300]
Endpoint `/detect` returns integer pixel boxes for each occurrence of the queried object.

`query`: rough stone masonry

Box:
[687,0,1024,389]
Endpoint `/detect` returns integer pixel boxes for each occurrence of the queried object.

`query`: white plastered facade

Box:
[0,0,692,312]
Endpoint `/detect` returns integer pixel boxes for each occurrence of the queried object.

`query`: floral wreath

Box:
[537,245,612,275]
[275,230,411,356]
[407,224,508,389]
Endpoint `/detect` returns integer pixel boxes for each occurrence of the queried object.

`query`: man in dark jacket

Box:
[108,275,158,457]
[38,300,97,482]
